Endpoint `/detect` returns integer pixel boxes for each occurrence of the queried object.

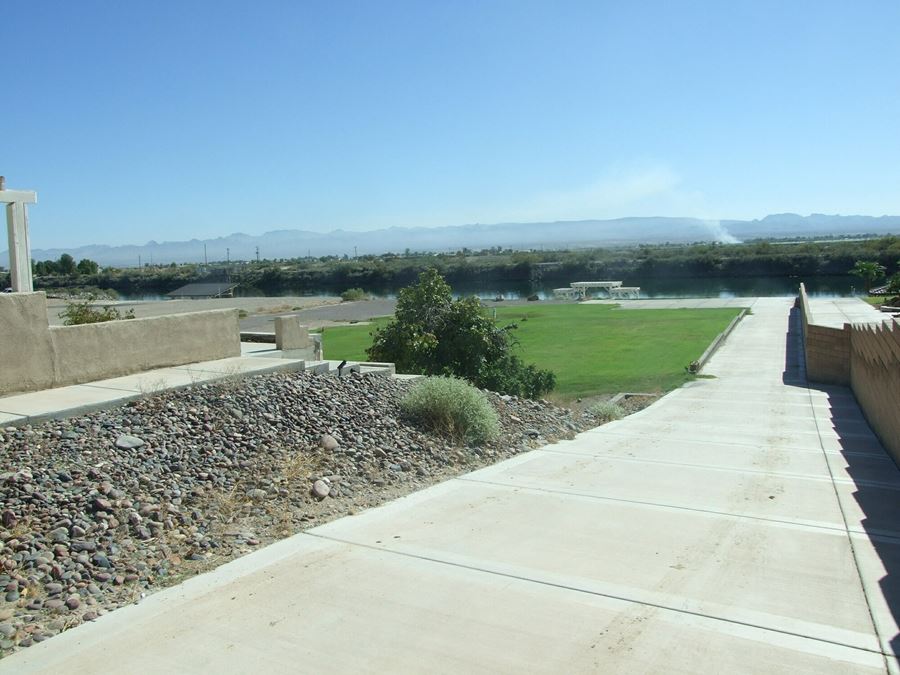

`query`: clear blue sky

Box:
[7,1,900,249]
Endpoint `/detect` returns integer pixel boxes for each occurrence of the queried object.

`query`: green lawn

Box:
[320,304,743,400]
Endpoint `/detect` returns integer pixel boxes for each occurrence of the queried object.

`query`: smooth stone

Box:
[71,540,96,553]
[115,435,145,450]
[311,480,331,500]
[91,554,111,568]
[319,434,339,451]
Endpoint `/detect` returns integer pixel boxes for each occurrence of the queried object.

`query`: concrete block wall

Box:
[804,323,851,385]
[849,320,900,465]
[799,284,900,465]
[798,284,850,385]
[1,292,240,396]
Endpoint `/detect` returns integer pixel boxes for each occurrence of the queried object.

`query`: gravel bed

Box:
[0,371,599,656]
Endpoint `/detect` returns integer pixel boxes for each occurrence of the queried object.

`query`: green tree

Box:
[76,258,99,275]
[887,260,900,295]
[850,260,886,292]
[58,253,77,275]
[367,269,555,398]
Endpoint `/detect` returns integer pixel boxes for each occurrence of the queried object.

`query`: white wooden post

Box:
[0,177,38,292]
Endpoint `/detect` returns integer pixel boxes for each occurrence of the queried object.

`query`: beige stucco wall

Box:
[0,292,240,396]
[0,292,56,393]
[50,309,240,387]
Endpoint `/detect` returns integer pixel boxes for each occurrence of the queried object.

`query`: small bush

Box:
[58,295,135,326]
[340,288,369,302]
[526,293,539,301]
[400,376,500,444]
[587,401,625,423]
[237,310,249,319]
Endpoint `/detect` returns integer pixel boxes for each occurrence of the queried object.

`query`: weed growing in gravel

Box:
[400,376,499,445]
[137,376,169,394]
[211,486,245,524]
[587,401,625,423]
[282,450,318,482]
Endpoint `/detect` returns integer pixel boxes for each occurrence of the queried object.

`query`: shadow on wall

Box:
[782,307,806,387]
[785,307,900,658]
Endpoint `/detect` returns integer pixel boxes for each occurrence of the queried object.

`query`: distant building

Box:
[167,282,238,299]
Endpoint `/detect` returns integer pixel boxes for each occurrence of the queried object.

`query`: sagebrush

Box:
[587,401,625,423]
[400,376,500,444]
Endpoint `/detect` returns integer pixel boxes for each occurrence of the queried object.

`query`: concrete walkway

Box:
[0,343,382,426]
[5,298,899,673]
[806,296,887,328]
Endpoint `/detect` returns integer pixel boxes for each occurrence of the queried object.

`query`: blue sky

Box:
[6,1,900,248]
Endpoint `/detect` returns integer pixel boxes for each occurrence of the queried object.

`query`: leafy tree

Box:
[367,269,555,398]
[58,253,77,275]
[887,260,900,295]
[850,260,886,292]
[76,258,99,275]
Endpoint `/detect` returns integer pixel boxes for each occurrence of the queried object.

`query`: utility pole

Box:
[138,255,142,272]
[354,245,358,259]
[204,244,208,266]
[255,246,260,263]
[226,247,230,263]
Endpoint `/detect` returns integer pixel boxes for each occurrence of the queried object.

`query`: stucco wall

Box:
[0,293,56,393]
[0,292,240,395]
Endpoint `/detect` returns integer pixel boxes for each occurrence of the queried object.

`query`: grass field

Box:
[862,295,895,305]
[319,304,743,400]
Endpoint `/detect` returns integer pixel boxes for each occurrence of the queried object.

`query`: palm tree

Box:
[850,260,886,293]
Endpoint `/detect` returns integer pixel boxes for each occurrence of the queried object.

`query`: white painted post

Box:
[0,177,38,292]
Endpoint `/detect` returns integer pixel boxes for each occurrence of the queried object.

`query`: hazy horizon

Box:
[6,2,900,249]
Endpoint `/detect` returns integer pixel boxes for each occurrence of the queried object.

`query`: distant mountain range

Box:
[4,213,900,267]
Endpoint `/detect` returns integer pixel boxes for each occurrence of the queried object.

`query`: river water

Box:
[116,274,863,302]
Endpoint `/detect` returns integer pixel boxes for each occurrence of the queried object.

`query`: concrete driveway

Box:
[7,298,899,673]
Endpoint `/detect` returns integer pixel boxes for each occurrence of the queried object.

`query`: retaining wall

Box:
[798,284,900,464]
[849,320,900,466]
[0,292,240,396]
[798,285,851,385]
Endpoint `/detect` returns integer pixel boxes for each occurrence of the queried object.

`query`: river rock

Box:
[0,369,598,658]
[115,435,145,450]
[319,434,339,451]
[311,480,331,500]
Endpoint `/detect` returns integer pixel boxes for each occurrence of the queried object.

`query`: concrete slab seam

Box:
[537,447,900,490]
[301,531,891,660]
[454,476,866,538]
[586,428,889,457]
